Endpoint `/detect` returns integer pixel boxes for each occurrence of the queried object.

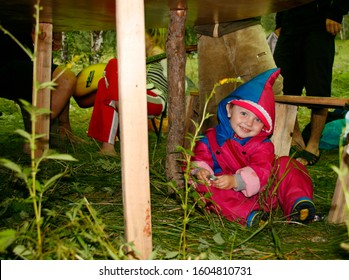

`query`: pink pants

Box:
[195,156,313,225]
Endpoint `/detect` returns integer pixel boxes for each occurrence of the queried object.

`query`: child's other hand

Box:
[213,175,236,190]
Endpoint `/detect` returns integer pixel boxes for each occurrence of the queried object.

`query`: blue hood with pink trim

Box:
[216,68,280,143]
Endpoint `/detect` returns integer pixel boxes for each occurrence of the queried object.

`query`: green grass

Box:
[0,40,348,260]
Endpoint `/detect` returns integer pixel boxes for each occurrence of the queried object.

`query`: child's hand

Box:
[195,169,211,185]
[212,175,236,190]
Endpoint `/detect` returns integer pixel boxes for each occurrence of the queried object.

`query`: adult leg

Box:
[291,118,306,151]
[197,34,238,131]
[232,24,283,95]
[296,108,327,165]
[51,66,76,137]
[274,33,306,151]
[296,31,334,165]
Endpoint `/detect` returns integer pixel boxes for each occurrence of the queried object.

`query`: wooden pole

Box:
[165,8,187,187]
[35,23,52,157]
[328,145,349,224]
[271,103,298,156]
[116,0,152,259]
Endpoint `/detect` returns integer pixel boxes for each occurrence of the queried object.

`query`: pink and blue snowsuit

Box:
[191,68,314,226]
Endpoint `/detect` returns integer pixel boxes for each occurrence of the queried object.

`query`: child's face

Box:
[226,104,264,138]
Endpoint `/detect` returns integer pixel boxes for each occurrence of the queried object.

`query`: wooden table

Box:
[0,0,314,259]
[1,0,313,30]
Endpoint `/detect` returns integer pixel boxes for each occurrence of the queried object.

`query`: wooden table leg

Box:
[271,103,298,157]
[35,23,52,157]
[328,145,349,224]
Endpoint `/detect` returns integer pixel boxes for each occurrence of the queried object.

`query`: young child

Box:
[190,68,316,227]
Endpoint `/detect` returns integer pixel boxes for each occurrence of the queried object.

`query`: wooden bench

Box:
[271,96,349,156]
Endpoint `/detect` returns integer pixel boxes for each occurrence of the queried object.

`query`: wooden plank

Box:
[328,145,349,224]
[116,0,152,259]
[0,0,314,31]
[35,23,52,157]
[271,103,298,157]
[275,95,349,109]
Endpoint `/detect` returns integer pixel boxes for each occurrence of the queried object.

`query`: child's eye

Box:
[240,111,248,116]
[255,118,262,123]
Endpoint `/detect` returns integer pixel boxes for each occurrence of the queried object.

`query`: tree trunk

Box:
[165,9,187,188]
[61,32,69,63]
[90,30,103,64]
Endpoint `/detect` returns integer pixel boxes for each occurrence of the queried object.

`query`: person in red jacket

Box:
[87,57,167,156]
[190,68,315,227]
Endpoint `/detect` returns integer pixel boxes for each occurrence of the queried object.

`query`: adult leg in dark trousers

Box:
[274,30,335,166]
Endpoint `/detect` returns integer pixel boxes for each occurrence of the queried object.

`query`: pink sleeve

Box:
[236,141,275,197]
[236,167,261,197]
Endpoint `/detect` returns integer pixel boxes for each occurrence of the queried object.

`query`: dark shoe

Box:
[291,197,316,224]
[290,140,304,156]
[246,210,267,227]
[295,150,320,166]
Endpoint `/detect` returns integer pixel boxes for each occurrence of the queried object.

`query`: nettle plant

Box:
[171,77,245,259]
[0,4,77,259]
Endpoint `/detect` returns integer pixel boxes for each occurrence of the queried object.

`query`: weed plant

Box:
[175,77,243,259]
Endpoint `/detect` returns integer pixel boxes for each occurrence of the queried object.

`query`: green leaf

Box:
[0,229,16,252]
[35,180,42,192]
[0,158,22,174]
[34,133,47,140]
[46,154,78,161]
[42,172,66,192]
[198,237,210,245]
[212,232,225,245]
[38,81,58,90]
[14,129,31,141]
[35,107,52,116]
[13,244,35,259]
[18,98,31,107]
[164,251,179,259]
